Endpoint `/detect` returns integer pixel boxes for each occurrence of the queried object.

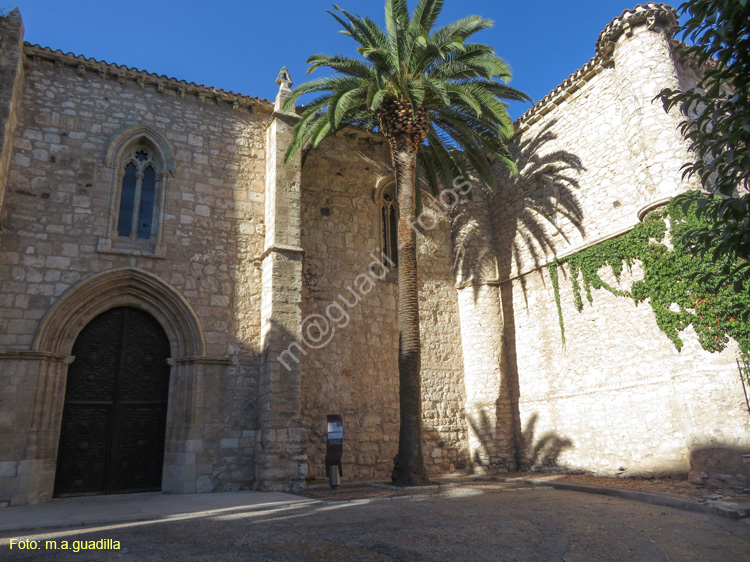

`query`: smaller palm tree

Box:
[284,0,529,486]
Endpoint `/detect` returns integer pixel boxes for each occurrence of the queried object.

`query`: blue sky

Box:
[6,1,678,119]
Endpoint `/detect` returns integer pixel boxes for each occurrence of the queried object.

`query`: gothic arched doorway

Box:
[54,306,171,497]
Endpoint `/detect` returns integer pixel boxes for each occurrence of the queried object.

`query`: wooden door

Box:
[54,307,171,496]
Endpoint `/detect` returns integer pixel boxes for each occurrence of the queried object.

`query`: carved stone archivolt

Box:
[33,267,206,359]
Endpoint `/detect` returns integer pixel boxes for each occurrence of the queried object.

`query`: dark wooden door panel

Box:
[111,405,168,492]
[54,405,111,495]
[54,307,170,497]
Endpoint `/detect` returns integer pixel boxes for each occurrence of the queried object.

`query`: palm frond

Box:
[432,15,493,43]
[332,86,369,128]
[334,6,390,52]
[385,0,408,62]
[306,54,373,78]
[285,0,530,178]
[405,81,426,114]
[423,126,469,190]
[282,76,361,112]
[411,0,444,34]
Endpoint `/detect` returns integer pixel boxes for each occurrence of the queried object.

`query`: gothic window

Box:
[377,180,398,267]
[99,126,175,258]
[117,147,159,240]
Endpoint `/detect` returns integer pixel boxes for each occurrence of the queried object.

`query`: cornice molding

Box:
[596,2,677,58]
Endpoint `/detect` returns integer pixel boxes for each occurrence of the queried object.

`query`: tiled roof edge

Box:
[515,3,678,132]
[595,2,677,57]
[514,52,607,133]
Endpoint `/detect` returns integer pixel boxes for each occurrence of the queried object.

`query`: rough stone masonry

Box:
[0,3,747,506]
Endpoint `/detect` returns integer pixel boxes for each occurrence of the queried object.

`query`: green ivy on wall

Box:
[548,198,750,357]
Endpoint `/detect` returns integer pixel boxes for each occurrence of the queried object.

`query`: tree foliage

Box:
[549,201,750,356]
[283,0,529,486]
[283,0,530,191]
[657,0,750,286]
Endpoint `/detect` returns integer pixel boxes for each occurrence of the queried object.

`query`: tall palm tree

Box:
[284,0,529,486]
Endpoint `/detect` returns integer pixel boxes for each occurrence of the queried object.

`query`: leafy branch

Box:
[656,0,750,286]
[551,200,750,355]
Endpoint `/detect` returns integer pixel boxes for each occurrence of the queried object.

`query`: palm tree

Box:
[284,0,529,486]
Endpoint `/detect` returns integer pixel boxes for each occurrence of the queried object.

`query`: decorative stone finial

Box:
[276,67,293,90]
[6,7,22,20]
[274,67,294,112]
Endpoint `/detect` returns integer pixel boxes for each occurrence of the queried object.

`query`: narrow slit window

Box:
[117,163,137,237]
[138,166,156,239]
[378,182,398,268]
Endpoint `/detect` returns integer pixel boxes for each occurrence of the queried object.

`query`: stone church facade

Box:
[0,3,747,506]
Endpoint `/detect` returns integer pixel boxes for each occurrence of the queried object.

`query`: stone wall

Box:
[255,100,307,491]
[506,265,750,480]
[452,187,517,474]
[0,44,270,503]
[484,6,750,482]
[300,130,468,482]
[417,199,469,475]
[2,2,748,504]
[0,9,25,217]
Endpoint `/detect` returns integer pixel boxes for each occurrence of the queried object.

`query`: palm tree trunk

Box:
[390,135,429,486]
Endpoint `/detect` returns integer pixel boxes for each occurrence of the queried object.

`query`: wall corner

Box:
[0,8,25,220]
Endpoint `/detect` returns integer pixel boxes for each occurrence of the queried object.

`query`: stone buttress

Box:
[255,69,308,490]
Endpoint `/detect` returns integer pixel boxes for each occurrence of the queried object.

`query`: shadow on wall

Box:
[518,413,573,470]
[464,408,573,471]
[453,118,587,295]
[500,119,586,287]
[448,120,586,472]
[497,121,586,468]
[451,192,501,303]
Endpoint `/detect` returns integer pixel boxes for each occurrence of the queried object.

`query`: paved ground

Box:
[1,486,749,561]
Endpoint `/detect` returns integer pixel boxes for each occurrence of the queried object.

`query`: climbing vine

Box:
[548,262,565,346]
[550,198,750,358]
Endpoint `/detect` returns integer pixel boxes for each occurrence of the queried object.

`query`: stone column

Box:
[255,68,308,491]
[600,4,699,212]
[0,8,25,217]
[0,351,69,506]
[452,190,516,473]
[162,358,231,495]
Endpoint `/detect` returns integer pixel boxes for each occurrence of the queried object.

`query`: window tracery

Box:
[117,147,159,240]
[98,126,175,258]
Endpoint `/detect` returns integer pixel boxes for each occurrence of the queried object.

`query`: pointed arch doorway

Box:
[54,306,171,497]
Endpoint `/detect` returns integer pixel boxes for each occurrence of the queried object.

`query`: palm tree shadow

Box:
[501,120,587,468]
[451,119,585,472]
[465,409,573,471]
[451,191,499,302]
[519,413,573,469]
[497,119,586,292]
[451,119,585,302]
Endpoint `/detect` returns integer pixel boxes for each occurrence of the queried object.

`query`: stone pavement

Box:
[1,484,749,561]
[0,490,315,534]
[478,476,750,520]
